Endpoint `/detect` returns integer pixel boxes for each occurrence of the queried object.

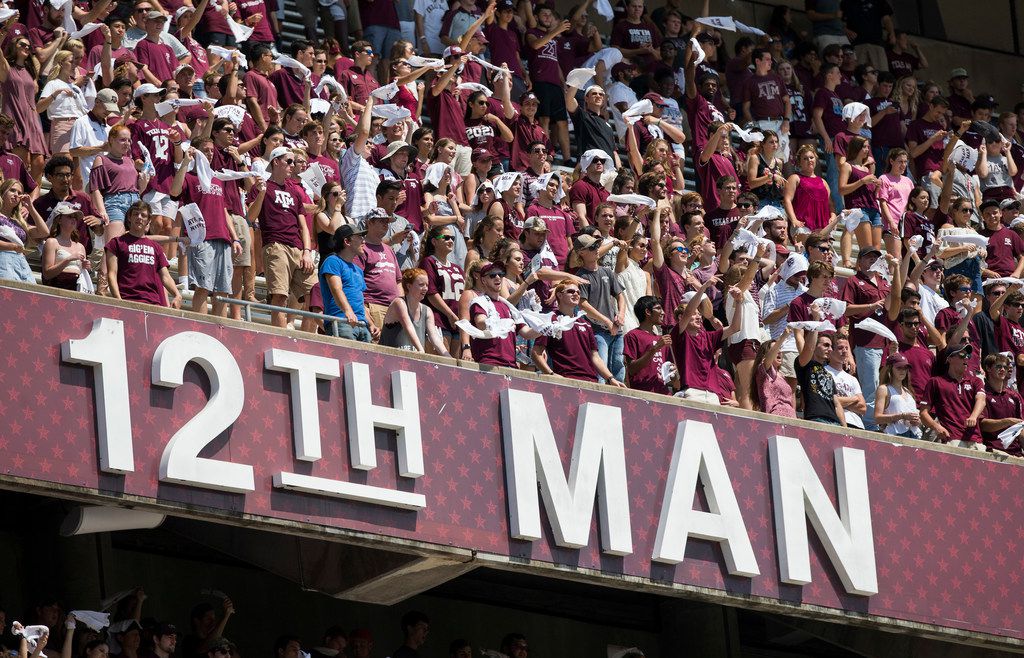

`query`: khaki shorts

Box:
[780,350,798,379]
[263,242,317,301]
[231,215,251,267]
[366,302,388,331]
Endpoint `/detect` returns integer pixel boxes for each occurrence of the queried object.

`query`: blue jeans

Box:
[327,319,372,343]
[854,345,882,431]
[945,258,983,294]
[593,327,624,383]
[104,191,141,222]
[823,141,843,212]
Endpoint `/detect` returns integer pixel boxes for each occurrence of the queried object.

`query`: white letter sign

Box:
[265,348,340,461]
[501,388,633,556]
[769,436,877,596]
[652,420,759,577]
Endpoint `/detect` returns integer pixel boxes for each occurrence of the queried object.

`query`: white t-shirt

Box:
[607,81,638,110]
[68,114,109,188]
[412,0,447,54]
[40,79,93,119]
[826,364,865,429]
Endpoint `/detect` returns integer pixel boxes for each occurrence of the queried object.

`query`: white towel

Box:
[458,82,492,97]
[622,98,653,125]
[69,611,110,632]
[787,320,836,332]
[606,193,656,207]
[69,22,103,39]
[857,317,898,343]
[371,81,399,101]
[941,233,989,248]
[811,297,848,320]
[696,16,736,31]
[209,46,247,69]
[566,67,596,89]
[179,203,206,245]
[274,55,311,81]
[212,104,246,127]
[732,125,764,143]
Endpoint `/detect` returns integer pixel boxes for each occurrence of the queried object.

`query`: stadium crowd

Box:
[0,592,618,658]
[0,0,1023,453]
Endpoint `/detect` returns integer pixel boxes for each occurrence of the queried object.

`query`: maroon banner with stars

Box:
[2,284,1024,644]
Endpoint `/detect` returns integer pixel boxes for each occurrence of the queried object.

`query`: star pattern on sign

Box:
[6,285,1024,640]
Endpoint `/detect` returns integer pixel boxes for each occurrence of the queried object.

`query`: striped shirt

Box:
[341,147,380,221]
[761,280,805,352]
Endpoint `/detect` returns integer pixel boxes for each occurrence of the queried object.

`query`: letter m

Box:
[500,388,632,556]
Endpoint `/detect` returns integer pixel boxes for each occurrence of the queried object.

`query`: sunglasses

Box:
[672,246,689,254]
[531,147,546,153]
[282,158,294,165]
[561,289,580,295]
[220,127,235,133]
[957,286,972,293]
[902,320,921,326]
[995,364,1010,370]
[737,202,753,208]
[484,271,504,279]
[436,234,454,242]
[1007,302,1024,309]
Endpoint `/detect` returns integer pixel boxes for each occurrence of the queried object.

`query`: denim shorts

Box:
[856,207,883,228]
[104,191,140,223]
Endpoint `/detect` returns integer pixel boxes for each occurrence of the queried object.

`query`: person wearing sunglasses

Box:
[979,197,1024,279]
[989,285,1024,386]
[269,38,316,109]
[466,261,543,367]
[980,353,1024,455]
[510,97,550,172]
[532,280,626,386]
[921,341,985,448]
[930,274,982,374]
[873,352,923,440]
[573,233,627,383]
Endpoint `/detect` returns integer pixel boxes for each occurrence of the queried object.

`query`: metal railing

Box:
[220,297,346,332]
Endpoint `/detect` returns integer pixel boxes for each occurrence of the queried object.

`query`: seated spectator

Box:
[272,636,301,658]
[391,611,429,658]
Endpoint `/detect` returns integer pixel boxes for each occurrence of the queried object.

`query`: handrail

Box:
[218,297,368,332]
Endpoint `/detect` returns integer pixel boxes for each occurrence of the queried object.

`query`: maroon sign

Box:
[2,284,1023,643]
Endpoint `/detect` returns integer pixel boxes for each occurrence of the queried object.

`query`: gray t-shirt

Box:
[807,0,844,37]
[575,264,624,328]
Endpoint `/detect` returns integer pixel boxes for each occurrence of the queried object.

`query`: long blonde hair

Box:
[46,50,74,85]
[0,179,28,231]
[892,75,920,117]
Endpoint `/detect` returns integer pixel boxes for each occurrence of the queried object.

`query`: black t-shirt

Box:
[839,0,893,46]
[570,106,617,161]
[796,359,841,424]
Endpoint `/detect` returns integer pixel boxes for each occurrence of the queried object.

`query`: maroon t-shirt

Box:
[134,38,177,82]
[394,174,424,232]
[427,81,468,146]
[536,314,598,381]
[981,226,1024,276]
[245,68,279,113]
[0,151,36,193]
[934,306,981,375]
[867,97,902,148]
[982,385,1023,454]
[525,27,563,85]
[358,0,399,28]
[685,93,726,155]
[106,234,170,306]
[610,19,660,71]
[654,264,686,330]
[812,87,844,138]
[236,0,276,43]
[705,206,742,251]
[130,119,177,194]
[902,210,935,259]
[923,373,983,443]
[177,173,231,243]
[469,297,522,367]
[995,315,1024,386]
[259,179,304,249]
[465,115,500,153]
[269,67,307,109]
[341,66,379,107]
[897,339,935,404]
[695,153,737,211]
[905,118,945,175]
[423,254,465,332]
[484,22,524,79]
[557,30,590,75]
[670,326,724,391]
[211,147,245,216]
[832,129,859,160]
[510,115,548,172]
[568,177,609,220]
[623,328,671,395]
[840,272,890,348]
[885,49,920,79]
[741,73,787,120]
[355,241,400,306]
[89,154,139,195]
[525,202,574,268]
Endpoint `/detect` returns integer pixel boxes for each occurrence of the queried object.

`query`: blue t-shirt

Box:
[320,254,367,321]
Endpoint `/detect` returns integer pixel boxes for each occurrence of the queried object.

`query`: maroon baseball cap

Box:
[471,148,494,163]
[886,353,910,368]
[642,92,668,107]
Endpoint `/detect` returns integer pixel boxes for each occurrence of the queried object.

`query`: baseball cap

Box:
[523,216,548,232]
[497,0,514,8]
[948,342,973,359]
[145,10,167,20]
[1000,198,1021,211]
[155,624,177,638]
[471,30,487,43]
[979,198,1001,212]
[334,224,368,242]
[174,5,194,20]
[574,234,601,250]
[174,63,195,77]
[611,62,635,78]
[267,146,297,162]
[479,261,506,277]
[363,207,392,223]
[442,46,464,59]
[95,88,120,114]
[519,91,538,104]
[207,639,235,655]
[886,353,910,368]
[133,83,161,99]
[925,258,944,270]
[471,147,493,163]
[49,202,83,221]
[642,91,668,107]
[950,67,969,79]
[858,246,882,259]
[972,94,998,110]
